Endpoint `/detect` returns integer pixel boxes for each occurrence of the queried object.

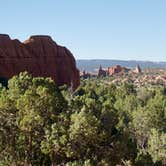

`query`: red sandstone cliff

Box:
[107,65,129,76]
[0,34,80,90]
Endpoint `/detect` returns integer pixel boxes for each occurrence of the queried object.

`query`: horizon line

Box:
[76,58,166,63]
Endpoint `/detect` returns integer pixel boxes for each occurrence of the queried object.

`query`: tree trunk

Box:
[51,152,57,166]
[25,132,32,166]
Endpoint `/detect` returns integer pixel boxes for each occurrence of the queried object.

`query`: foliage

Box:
[147,129,166,165]
[0,72,165,165]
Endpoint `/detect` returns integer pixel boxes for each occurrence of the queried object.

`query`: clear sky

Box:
[0,0,166,61]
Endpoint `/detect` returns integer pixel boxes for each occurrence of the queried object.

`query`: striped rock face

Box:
[0,34,80,90]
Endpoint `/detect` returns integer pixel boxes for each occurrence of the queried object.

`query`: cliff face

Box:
[107,65,129,76]
[0,34,80,90]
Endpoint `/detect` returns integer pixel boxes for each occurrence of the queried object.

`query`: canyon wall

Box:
[0,34,80,90]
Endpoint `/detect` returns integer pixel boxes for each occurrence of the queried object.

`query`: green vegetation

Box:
[0,72,165,166]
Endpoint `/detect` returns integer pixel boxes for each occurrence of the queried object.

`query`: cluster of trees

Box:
[0,72,165,166]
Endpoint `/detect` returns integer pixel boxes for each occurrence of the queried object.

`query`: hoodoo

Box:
[0,34,80,90]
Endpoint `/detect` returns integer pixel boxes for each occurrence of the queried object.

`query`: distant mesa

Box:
[0,34,80,90]
[107,65,130,76]
[81,64,142,78]
[97,65,132,77]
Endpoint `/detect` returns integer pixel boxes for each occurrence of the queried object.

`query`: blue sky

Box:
[0,0,166,61]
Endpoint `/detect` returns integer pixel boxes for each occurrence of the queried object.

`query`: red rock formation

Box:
[107,65,129,76]
[98,65,107,77]
[133,64,142,74]
[0,34,80,90]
